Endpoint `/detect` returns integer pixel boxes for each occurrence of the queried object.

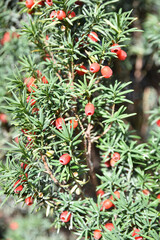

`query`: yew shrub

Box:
[0,0,160,240]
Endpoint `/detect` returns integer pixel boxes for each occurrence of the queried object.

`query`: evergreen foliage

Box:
[0,0,159,240]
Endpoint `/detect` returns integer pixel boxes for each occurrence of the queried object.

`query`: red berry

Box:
[156,119,160,127]
[76,65,87,76]
[0,113,8,123]
[21,163,28,170]
[25,0,34,9]
[27,96,36,106]
[24,77,35,87]
[55,118,65,130]
[36,70,42,78]
[32,107,39,114]
[70,119,78,129]
[46,0,53,5]
[117,50,127,61]
[14,137,19,143]
[9,221,19,230]
[110,43,121,54]
[32,108,39,115]
[132,229,143,240]
[112,152,120,162]
[102,154,111,167]
[46,35,49,41]
[26,141,34,149]
[110,159,117,167]
[27,135,32,141]
[24,77,36,92]
[101,66,113,78]
[104,160,110,167]
[28,83,37,93]
[88,32,98,42]
[42,76,48,84]
[90,63,100,73]
[59,153,71,165]
[93,229,102,240]
[60,211,71,222]
[104,223,114,231]
[21,128,28,134]
[25,196,33,205]
[57,10,66,20]
[85,102,95,116]
[110,191,120,201]
[0,32,10,45]
[96,189,104,197]
[142,189,150,195]
[50,11,57,20]
[101,199,113,210]
[157,194,160,201]
[68,11,76,18]
[19,173,28,180]
[44,53,52,61]
[14,180,23,194]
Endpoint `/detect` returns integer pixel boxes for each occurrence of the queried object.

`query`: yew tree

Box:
[0,0,160,240]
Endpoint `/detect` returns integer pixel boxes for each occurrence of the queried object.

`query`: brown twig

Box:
[41,155,62,187]
[91,124,112,143]
[85,123,98,188]
[74,113,87,153]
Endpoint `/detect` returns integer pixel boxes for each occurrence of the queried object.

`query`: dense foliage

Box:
[0,0,159,240]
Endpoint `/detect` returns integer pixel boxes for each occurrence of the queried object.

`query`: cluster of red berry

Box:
[103,152,121,167]
[76,62,112,79]
[54,117,78,131]
[0,113,8,124]
[75,41,127,79]
[93,223,114,239]
[50,10,76,20]
[99,191,120,210]
[156,119,160,127]
[25,0,83,9]
[13,163,33,206]
[25,0,81,14]
[21,1,159,238]
[0,32,20,46]
[21,128,36,149]
[59,191,160,238]
[111,43,127,61]
[94,190,143,240]
[24,70,48,113]
[25,0,44,9]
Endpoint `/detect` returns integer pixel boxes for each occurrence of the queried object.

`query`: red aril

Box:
[60,211,71,222]
[101,66,113,78]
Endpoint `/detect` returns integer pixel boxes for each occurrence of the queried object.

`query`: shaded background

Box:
[0,0,160,239]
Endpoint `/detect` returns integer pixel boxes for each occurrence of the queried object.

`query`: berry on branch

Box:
[55,118,65,130]
[101,66,113,78]
[117,49,127,61]
[60,211,71,222]
[110,43,121,54]
[90,63,100,73]
[88,32,98,42]
[59,153,71,165]
[56,10,66,20]
[25,0,35,9]
[25,196,33,205]
[104,223,114,231]
[85,102,95,116]
[93,229,102,240]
